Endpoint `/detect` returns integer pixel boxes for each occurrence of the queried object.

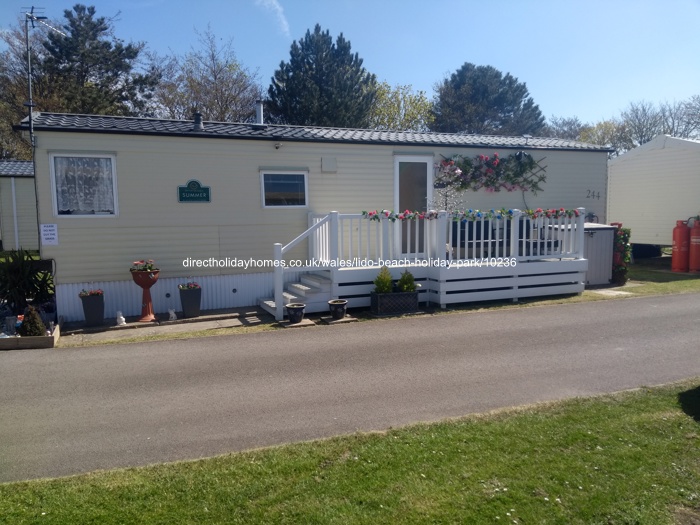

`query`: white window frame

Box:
[260,170,308,208]
[49,152,119,218]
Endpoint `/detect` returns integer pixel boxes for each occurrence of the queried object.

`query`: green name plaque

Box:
[178,179,211,203]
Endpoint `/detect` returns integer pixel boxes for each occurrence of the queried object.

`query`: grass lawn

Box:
[1,380,699,524]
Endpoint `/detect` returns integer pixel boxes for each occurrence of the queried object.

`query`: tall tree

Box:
[579,119,633,157]
[151,27,262,122]
[41,4,158,115]
[619,100,663,146]
[267,24,377,127]
[368,82,433,131]
[659,99,699,139]
[432,63,545,136]
[543,116,589,140]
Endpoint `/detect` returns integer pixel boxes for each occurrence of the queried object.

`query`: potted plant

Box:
[178,280,202,318]
[285,303,306,324]
[130,259,159,322]
[370,266,420,316]
[78,288,104,327]
[328,298,348,320]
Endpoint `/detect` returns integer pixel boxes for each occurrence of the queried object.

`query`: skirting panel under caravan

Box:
[55,270,306,323]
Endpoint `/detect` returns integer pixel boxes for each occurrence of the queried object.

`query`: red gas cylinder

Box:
[689,219,700,272]
[672,220,690,272]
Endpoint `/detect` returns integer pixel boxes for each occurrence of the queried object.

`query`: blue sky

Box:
[2,0,699,126]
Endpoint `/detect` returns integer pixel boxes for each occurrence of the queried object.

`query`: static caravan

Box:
[608,135,700,246]
[19,112,610,321]
[0,160,39,251]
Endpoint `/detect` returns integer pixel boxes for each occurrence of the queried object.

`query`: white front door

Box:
[394,155,433,257]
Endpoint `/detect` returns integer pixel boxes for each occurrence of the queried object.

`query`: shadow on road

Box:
[678,385,700,423]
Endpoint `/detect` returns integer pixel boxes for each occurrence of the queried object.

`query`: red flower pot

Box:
[131,270,159,322]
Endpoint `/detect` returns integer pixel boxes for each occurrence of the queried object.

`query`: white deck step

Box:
[300,273,332,291]
[258,297,332,317]
[287,282,320,299]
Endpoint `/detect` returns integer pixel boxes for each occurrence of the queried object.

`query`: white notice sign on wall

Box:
[41,224,59,246]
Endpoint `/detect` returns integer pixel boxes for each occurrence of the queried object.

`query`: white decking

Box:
[262,209,588,320]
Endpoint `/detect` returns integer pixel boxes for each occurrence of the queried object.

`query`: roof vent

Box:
[193,112,204,132]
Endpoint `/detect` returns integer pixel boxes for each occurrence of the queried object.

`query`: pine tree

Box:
[267,24,377,128]
[41,4,158,116]
[432,63,545,136]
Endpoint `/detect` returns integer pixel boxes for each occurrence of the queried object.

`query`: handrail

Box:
[282,214,330,254]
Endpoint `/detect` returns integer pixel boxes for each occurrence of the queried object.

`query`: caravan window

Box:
[50,154,118,216]
[261,171,307,207]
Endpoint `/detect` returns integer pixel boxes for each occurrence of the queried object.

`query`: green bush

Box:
[396,269,417,292]
[373,266,394,294]
[0,250,54,314]
[18,306,46,337]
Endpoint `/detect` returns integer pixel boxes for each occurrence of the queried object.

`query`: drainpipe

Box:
[11,176,19,250]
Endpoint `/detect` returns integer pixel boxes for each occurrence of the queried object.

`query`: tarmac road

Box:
[1,293,700,482]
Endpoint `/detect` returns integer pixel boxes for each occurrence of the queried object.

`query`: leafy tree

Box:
[151,27,262,122]
[579,119,633,157]
[41,4,158,115]
[543,115,589,140]
[267,24,377,127]
[432,63,545,136]
[368,82,433,131]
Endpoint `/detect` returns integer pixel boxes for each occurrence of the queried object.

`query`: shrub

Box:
[373,266,394,294]
[0,250,54,314]
[612,227,631,285]
[18,306,46,337]
[396,270,417,292]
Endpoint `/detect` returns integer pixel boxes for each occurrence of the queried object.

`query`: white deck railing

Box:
[306,209,585,263]
[274,208,585,319]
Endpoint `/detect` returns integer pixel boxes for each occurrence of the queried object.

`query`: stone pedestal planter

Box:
[131,270,159,322]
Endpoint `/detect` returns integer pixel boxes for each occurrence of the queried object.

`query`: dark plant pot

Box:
[179,287,202,318]
[81,294,105,327]
[328,299,348,320]
[286,303,306,324]
[370,291,419,316]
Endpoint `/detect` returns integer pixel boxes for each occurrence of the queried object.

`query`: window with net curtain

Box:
[52,155,116,215]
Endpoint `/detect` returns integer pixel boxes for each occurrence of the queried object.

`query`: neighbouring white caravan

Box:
[608,134,700,246]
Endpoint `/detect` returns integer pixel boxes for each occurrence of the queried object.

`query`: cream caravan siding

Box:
[34,130,607,284]
[0,177,38,250]
[608,135,700,245]
[35,132,317,283]
[427,148,607,219]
